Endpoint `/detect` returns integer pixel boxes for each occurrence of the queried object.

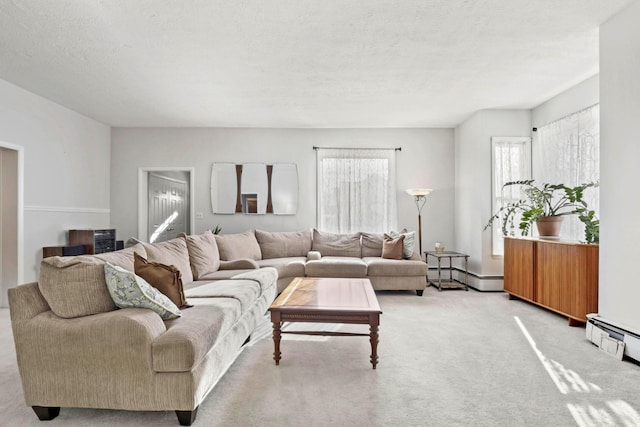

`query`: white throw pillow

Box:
[104,263,181,320]
[389,229,416,259]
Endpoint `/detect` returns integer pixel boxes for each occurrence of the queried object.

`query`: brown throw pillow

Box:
[382,234,405,260]
[134,252,191,309]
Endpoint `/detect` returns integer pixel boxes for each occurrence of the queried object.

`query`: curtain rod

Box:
[313,146,401,151]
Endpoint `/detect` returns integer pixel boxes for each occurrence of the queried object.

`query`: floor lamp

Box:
[406,188,432,255]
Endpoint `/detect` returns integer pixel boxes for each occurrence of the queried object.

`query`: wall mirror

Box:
[240,163,268,214]
[271,163,298,215]
[211,163,237,214]
[210,162,298,215]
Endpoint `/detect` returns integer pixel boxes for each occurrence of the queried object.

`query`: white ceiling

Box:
[0,1,633,128]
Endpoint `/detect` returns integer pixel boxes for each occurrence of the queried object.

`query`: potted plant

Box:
[484,180,599,243]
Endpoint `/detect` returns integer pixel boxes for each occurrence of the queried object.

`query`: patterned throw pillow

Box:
[389,229,416,259]
[104,263,181,320]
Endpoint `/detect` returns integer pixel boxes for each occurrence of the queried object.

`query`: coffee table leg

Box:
[272,320,282,366]
[369,319,379,369]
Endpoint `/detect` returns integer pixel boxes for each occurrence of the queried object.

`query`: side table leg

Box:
[437,258,442,291]
[272,320,282,366]
[369,317,379,369]
[465,256,469,291]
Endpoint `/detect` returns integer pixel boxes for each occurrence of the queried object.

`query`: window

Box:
[491,137,532,256]
[316,148,397,233]
[534,104,599,242]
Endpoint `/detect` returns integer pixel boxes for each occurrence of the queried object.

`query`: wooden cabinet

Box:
[504,237,598,326]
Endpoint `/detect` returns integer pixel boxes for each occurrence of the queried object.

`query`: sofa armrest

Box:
[10,304,167,406]
[219,258,259,270]
[8,282,50,323]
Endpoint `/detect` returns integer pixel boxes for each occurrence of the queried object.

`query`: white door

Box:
[148,173,188,243]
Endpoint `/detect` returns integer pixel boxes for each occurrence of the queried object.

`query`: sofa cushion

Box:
[184,230,221,279]
[215,230,262,261]
[185,280,262,311]
[219,259,260,270]
[152,297,242,372]
[361,232,384,257]
[104,263,181,320]
[94,243,147,271]
[38,256,117,319]
[382,234,405,260]
[134,252,190,309]
[305,256,367,277]
[193,269,256,283]
[142,238,194,283]
[255,229,312,259]
[363,257,428,276]
[389,229,416,259]
[311,229,361,257]
[257,257,306,280]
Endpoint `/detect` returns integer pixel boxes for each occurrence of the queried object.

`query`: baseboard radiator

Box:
[586,314,640,362]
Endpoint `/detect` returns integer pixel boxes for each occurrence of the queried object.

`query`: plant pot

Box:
[536,216,564,237]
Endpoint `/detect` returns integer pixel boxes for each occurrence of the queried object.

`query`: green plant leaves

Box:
[485,180,599,243]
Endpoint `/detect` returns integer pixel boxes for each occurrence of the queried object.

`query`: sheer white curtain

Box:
[316,148,398,233]
[534,104,600,241]
[491,137,531,255]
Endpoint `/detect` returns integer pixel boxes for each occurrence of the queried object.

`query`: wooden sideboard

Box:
[504,237,598,326]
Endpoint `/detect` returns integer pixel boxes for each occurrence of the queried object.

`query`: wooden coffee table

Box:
[268,277,382,369]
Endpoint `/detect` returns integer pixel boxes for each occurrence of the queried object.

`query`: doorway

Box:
[0,142,23,308]
[138,167,195,242]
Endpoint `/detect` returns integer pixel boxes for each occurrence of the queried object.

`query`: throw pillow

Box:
[104,263,181,320]
[382,234,405,260]
[389,229,416,259]
[133,252,191,309]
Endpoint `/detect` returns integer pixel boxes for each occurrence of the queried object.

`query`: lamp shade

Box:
[405,188,432,197]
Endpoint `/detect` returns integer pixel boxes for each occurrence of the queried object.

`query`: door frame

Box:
[138,167,195,242]
[0,141,24,308]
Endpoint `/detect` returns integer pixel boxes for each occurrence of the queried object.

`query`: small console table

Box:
[425,251,469,291]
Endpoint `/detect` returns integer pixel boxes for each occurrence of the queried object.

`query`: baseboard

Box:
[427,267,504,292]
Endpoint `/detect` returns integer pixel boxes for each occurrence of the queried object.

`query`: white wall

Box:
[111,128,455,253]
[532,75,599,129]
[454,110,531,287]
[599,1,640,333]
[0,78,111,285]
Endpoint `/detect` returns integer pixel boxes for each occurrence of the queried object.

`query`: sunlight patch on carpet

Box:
[515,316,640,427]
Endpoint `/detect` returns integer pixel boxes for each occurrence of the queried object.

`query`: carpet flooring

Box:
[1,286,639,427]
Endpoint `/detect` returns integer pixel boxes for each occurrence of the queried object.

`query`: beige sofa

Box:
[9,228,426,425]
[207,228,428,296]
[9,235,277,426]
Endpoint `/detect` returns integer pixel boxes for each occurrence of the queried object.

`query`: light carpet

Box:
[1,286,639,427]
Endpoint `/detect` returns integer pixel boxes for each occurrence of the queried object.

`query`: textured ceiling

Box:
[0,0,633,128]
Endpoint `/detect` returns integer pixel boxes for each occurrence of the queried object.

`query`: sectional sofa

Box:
[206,228,428,296]
[8,228,427,426]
